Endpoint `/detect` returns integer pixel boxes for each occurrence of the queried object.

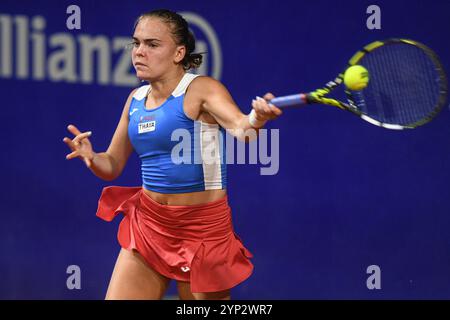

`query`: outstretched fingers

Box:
[72,131,92,146]
[63,124,93,167]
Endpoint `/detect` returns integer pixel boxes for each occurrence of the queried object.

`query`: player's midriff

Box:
[142,187,227,206]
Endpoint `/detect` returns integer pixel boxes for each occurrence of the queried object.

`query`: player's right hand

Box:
[63,124,95,168]
[252,92,283,122]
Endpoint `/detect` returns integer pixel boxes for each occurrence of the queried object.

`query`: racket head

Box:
[344,39,448,129]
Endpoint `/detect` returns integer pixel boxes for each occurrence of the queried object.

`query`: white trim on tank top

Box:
[200,121,223,190]
[132,73,200,101]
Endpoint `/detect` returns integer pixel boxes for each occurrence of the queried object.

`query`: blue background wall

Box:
[1,0,450,299]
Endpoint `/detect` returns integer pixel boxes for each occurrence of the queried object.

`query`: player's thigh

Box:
[106,248,171,300]
[177,281,230,300]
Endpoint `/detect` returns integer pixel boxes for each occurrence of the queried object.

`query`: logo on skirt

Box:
[181,266,190,272]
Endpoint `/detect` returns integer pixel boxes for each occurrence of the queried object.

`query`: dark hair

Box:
[134,9,203,70]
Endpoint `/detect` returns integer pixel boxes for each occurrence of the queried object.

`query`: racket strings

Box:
[351,42,445,127]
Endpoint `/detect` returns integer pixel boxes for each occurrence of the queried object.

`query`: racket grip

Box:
[269,94,307,108]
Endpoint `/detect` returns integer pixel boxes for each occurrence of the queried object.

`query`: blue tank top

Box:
[127,73,227,194]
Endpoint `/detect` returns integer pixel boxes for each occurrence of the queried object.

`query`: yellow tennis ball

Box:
[343,65,369,91]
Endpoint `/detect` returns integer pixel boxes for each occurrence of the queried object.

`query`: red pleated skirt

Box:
[95,186,254,293]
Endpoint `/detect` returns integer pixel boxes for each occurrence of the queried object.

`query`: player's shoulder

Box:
[190,75,221,85]
[189,75,226,93]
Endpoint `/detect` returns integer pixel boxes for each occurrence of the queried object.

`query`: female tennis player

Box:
[63,9,282,300]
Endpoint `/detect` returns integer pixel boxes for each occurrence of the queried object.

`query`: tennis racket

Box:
[270,38,448,129]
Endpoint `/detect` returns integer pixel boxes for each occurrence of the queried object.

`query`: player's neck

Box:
[149,68,185,101]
